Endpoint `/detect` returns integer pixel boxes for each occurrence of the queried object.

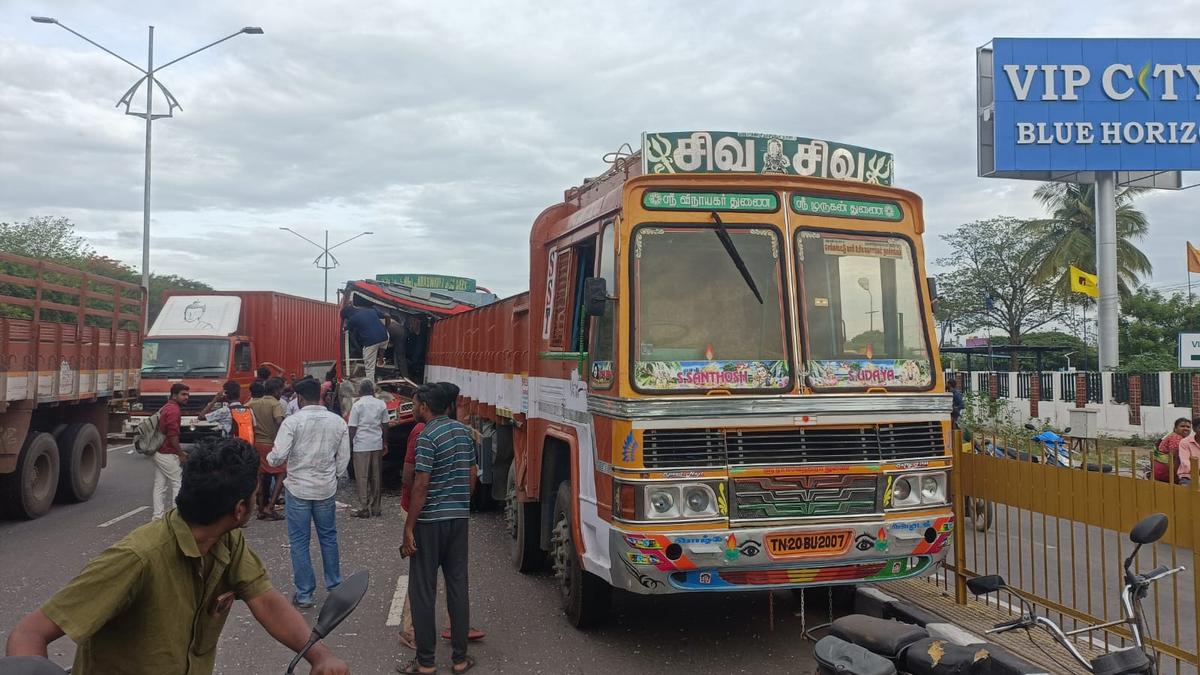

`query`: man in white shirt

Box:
[267,378,351,609]
[348,379,389,519]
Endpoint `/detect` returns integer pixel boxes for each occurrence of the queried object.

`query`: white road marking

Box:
[98,506,149,528]
[107,443,132,453]
[386,574,409,627]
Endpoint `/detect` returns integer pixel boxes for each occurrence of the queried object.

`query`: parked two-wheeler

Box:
[0,570,369,675]
[970,512,1179,675]
[814,513,1178,674]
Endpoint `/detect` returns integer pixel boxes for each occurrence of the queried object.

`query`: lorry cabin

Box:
[131,291,339,440]
[425,131,952,627]
[0,251,143,519]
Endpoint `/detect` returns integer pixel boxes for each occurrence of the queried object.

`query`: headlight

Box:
[890,471,947,509]
[646,486,679,519]
[682,485,717,517]
[618,482,724,521]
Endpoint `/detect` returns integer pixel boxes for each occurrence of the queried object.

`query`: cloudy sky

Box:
[2,0,1199,302]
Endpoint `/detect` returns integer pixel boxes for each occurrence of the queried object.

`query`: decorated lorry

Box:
[425,131,954,627]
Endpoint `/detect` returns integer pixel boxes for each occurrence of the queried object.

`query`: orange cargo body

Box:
[134,290,339,440]
[0,251,144,518]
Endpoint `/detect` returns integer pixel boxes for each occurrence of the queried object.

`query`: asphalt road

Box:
[0,446,826,674]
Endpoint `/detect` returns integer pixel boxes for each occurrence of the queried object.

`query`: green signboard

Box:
[642,191,778,212]
[791,194,903,222]
[642,131,894,186]
[375,274,477,292]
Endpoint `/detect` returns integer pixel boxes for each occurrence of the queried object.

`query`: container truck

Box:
[425,131,953,627]
[128,291,339,441]
[0,251,143,519]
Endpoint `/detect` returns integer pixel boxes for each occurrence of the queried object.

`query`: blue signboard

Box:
[987,38,1200,173]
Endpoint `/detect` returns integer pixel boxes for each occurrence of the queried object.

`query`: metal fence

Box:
[1172,373,1193,408]
[1017,372,1054,401]
[1112,373,1163,407]
[944,430,1200,673]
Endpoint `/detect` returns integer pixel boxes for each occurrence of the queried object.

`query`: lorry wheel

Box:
[55,423,103,503]
[506,463,544,574]
[0,433,60,519]
[551,480,611,628]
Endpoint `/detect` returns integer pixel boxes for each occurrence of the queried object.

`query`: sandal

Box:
[396,658,436,674]
[451,657,476,674]
[398,631,417,651]
[441,628,486,641]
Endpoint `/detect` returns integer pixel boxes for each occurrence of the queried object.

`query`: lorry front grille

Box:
[640,422,945,469]
[641,429,725,468]
[731,474,879,519]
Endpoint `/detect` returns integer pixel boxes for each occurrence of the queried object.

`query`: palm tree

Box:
[1022,182,1153,298]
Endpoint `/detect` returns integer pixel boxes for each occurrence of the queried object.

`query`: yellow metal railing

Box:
[945,429,1200,673]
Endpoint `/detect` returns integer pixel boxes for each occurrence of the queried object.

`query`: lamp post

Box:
[31,16,263,325]
[857,276,876,332]
[279,228,374,302]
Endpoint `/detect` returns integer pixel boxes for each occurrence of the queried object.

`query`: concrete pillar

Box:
[1030,373,1040,418]
[1129,375,1142,426]
[1192,373,1200,421]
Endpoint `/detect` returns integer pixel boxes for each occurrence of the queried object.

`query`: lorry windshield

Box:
[141,338,229,378]
[632,225,790,392]
[797,230,932,390]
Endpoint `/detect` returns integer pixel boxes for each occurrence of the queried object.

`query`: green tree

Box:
[0,216,94,263]
[1022,183,1152,298]
[935,217,1061,370]
[1119,288,1200,371]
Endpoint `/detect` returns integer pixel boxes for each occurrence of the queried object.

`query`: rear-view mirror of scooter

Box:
[288,570,369,675]
[1023,422,1037,431]
[966,574,1006,595]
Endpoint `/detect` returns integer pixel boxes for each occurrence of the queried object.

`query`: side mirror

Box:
[1129,513,1169,545]
[314,570,369,638]
[1024,423,1036,431]
[583,277,608,317]
[966,574,1006,595]
[1064,426,1072,434]
[926,277,938,301]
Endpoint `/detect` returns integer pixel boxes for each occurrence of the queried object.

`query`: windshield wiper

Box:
[141,365,174,371]
[183,365,226,375]
[710,211,763,304]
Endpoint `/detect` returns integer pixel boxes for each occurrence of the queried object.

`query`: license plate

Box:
[765,530,852,558]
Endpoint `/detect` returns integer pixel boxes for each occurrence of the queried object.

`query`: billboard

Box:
[977,38,1191,186]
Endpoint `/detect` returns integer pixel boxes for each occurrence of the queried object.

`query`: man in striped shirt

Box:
[399,383,477,675]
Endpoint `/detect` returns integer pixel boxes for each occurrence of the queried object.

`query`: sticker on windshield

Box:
[806,359,931,389]
[634,360,789,390]
[590,360,614,388]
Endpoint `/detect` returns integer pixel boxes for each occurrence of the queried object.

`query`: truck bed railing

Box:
[0,251,144,403]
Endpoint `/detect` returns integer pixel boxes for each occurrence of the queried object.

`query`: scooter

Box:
[0,570,369,675]
[813,513,1175,674]
[1024,421,1113,473]
[970,512,1179,674]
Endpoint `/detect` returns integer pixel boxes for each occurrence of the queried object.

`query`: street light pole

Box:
[31,17,263,325]
[279,228,374,302]
[142,26,154,312]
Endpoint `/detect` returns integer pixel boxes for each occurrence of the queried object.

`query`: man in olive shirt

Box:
[5,437,350,675]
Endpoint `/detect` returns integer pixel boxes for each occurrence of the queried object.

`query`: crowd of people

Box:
[5,363,485,675]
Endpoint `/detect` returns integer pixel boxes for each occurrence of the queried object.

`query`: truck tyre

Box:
[55,423,103,503]
[506,462,543,574]
[551,480,611,628]
[0,433,60,519]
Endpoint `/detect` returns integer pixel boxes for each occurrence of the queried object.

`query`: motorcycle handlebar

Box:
[987,616,1031,634]
[1140,565,1185,583]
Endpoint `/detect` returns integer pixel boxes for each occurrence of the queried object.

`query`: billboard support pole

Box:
[1095,172,1119,371]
